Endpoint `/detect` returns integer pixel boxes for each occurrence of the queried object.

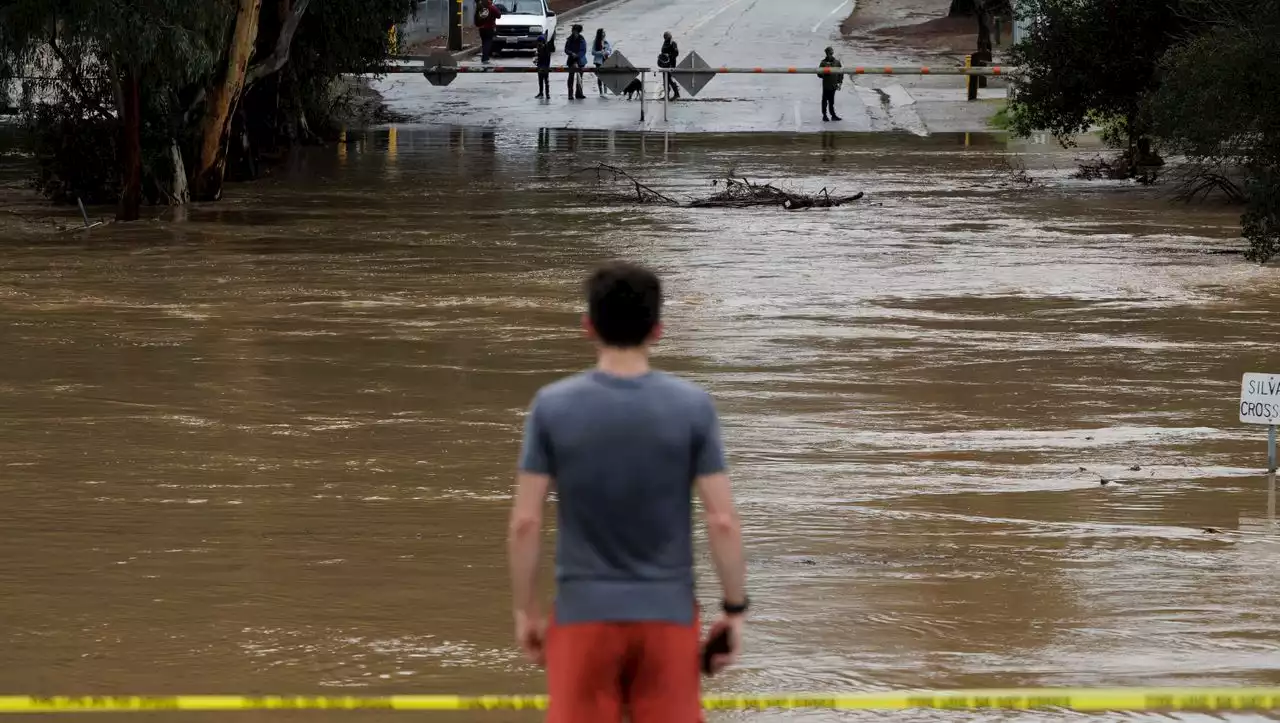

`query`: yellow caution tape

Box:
[2,690,1280,713]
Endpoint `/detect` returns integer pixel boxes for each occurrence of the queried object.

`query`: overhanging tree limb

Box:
[47,14,113,121]
[246,0,312,85]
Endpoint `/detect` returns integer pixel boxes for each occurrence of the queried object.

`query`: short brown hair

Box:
[586,262,662,348]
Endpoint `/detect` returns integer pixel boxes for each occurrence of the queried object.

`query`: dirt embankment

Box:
[841,0,1013,60]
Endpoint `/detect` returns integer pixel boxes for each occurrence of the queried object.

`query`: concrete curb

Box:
[451,0,634,60]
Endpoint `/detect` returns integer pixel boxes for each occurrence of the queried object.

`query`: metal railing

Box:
[375,57,1018,123]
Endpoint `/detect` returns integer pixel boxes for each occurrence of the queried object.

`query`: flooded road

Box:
[375,0,1001,133]
[2,127,1279,722]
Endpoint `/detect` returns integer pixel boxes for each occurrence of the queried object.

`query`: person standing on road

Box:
[818,46,843,122]
[508,261,749,723]
[475,0,502,64]
[591,29,613,96]
[565,24,588,100]
[658,31,680,100]
[534,32,555,99]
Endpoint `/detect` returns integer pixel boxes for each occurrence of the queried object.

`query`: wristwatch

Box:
[722,597,750,615]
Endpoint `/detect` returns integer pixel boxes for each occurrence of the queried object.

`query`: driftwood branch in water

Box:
[566,163,865,210]
[565,163,682,206]
[689,176,862,209]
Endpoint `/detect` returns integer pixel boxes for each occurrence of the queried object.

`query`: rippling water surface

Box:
[2,127,1278,722]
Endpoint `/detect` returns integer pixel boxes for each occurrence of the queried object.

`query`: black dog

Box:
[622,78,643,100]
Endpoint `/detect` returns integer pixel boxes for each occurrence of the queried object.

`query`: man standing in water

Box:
[508,262,748,723]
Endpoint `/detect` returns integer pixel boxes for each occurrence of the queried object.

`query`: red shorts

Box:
[545,617,702,723]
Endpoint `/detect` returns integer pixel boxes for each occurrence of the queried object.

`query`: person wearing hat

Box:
[565,24,588,99]
[534,32,555,99]
[818,46,843,122]
[658,31,680,100]
[474,0,502,64]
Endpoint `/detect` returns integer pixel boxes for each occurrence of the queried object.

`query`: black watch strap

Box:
[722,597,749,615]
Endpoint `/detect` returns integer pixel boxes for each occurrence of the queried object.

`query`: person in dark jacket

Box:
[658,31,680,100]
[564,24,588,99]
[534,32,555,98]
[475,0,502,64]
[818,46,843,122]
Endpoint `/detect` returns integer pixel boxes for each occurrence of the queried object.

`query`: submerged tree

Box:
[1007,0,1189,170]
[0,0,413,217]
[0,0,226,219]
[1147,0,1280,261]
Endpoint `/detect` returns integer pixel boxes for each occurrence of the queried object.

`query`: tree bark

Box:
[192,0,263,202]
[949,0,976,16]
[246,0,312,86]
[117,67,142,222]
[170,140,190,205]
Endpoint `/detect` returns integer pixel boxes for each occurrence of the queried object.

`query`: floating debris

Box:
[565,163,865,210]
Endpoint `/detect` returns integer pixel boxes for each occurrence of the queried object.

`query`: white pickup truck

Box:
[492,0,558,53]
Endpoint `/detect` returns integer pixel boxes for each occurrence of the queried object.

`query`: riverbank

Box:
[842,0,1013,60]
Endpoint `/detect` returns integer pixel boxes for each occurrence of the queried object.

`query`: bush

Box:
[25,103,119,205]
[1243,170,1280,263]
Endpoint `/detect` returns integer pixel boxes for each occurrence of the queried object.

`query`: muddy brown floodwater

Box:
[2,127,1280,723]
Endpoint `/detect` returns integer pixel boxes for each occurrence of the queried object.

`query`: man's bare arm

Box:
[695,471,746,604]
[508,471,551,615]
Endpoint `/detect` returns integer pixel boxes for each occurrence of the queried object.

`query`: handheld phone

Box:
[700,627,732,676]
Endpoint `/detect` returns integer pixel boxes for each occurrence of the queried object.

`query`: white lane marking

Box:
[682,0,755,36]
[812,0,852,33]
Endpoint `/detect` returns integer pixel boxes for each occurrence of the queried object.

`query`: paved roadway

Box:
[371,0,1005,133]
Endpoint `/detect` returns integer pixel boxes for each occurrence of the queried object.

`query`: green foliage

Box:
[1243,169,1280,263]
[1,0,230,204]
[1145,0,1280,262]
[286,0,416,133]
[1007,0,1189,147]
[292,0,416,78]
[1,0,415,205]
[1148,0,1280,169]
[1,0,228,88]
[989,104,1011,130]
[988,102,1029,132]
[26,102,119,204]
[1006,0,1280,261]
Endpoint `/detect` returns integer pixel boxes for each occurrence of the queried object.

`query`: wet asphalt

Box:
[372,0,1006,133]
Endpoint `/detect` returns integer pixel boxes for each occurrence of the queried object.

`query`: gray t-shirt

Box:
[518,370,726,625]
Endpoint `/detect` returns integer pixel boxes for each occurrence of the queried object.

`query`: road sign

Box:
[673,51,715,97]
[423,51,458,86]
[1240,373,1280,424]
[598,51,639,96]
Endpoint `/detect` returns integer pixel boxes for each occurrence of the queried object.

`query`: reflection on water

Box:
[1,127,1278,722]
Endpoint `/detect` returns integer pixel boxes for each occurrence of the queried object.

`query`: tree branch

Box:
[48,14,113,121]
[246,0,312,85]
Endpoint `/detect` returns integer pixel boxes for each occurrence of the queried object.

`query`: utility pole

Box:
[449,0,463,51]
